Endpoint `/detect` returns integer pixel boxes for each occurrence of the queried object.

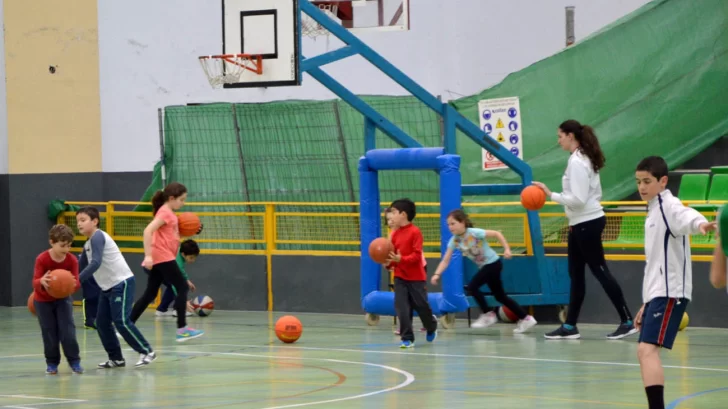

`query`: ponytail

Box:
[559,120,605,172]
[152,182,188,215]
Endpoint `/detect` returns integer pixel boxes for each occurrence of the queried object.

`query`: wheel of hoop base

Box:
[558,305,568,324]
[365,313,380,326]
[440,313,456,329]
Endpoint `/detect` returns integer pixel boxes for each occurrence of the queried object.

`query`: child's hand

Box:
[141,256,154,269]
[187,280,196,292]
[196,223,204,235]
[40,271,51,290]
[532,181,551,196]
[431,275,440,285]
[386,251,401,264]
[503,249,512,259]
[700,221,717,234]
[186,301,194,313]
[635,304,645,332]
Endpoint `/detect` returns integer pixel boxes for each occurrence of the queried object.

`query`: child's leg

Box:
[82,277,100,328]
[129,267,165,323]
[157,260,191,329]
[484,260,528,319]
[34,300,61,367]
[407,280,437,334]
[637,297,688,409]
[394,277,414,341]
[96,290,124,362]
[467,264,493,315]
[156,283,176,313]
[55,297,81,367]
[112,278,154,358]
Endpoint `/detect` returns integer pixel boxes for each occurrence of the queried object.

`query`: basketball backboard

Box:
[210,0,410,89]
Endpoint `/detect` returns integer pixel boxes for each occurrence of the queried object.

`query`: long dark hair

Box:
[559,119,605,172]
[151,182,187,215]
[447,209,474,228]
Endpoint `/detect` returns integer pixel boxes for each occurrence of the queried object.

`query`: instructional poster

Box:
[478,97,523,171]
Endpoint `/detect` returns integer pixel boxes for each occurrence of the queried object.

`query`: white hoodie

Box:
[550,149,605,226]
[643,189,707,303]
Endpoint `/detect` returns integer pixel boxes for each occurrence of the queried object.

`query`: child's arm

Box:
[79,233,105,283]
[143,215,168,266]
[485,230,512,258]
[709,241,727,289]
[431,247,454,284]
[665,201,715,236]
[70,255,81,291]
[32,255,49,293]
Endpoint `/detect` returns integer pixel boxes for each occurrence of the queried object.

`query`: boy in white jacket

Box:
[634,156,715,409]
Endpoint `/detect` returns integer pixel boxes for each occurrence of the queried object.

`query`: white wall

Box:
[98,0,651,172]
[0,0,8,174]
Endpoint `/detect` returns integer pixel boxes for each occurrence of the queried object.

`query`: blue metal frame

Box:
[296,0,565,308]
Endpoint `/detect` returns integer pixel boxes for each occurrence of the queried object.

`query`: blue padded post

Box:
[365,148,446,170]
[358,157,381,304]
[436,154,469,313]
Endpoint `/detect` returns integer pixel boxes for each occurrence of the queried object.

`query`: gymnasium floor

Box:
[1,308,727,409]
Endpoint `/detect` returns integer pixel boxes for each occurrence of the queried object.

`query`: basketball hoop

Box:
[302,3,340,38]
[198,54,263,88]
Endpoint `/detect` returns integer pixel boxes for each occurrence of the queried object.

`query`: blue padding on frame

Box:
[358,157,382,304]
[364,148,446,171]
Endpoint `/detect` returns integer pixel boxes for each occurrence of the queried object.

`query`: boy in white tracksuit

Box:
[634,156,716,409]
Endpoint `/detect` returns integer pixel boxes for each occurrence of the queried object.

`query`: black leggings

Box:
[130,260,189,329]
[468,259,527,320]
[565,216,632,326]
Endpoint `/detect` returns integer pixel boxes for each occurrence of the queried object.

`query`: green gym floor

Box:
[1,308,727,409]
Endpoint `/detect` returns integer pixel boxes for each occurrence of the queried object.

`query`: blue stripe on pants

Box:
[97,277,152,358]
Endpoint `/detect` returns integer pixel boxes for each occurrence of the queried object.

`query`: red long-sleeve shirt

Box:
[389,223,426,281]
[32,251,80,302]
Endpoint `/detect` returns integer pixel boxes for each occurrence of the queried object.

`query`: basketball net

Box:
[302,3,339,38]
[198,54,263,88]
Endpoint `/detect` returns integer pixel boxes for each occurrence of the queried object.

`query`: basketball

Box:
[368,237,393,264]
[28,292,36,316]
[275,315,303,344]
[178,212,201,237]
[46,269,77,299]
[497,306,519,323]
[521,185,547,211]
[679,312,689,331]
[191,295,214,316]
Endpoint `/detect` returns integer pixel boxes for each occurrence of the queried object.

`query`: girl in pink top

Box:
[129,182,204,342]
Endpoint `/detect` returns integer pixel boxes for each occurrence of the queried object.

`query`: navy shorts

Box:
[638,297,688,350]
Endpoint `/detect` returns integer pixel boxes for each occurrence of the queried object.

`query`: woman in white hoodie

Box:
[533,119,636,340]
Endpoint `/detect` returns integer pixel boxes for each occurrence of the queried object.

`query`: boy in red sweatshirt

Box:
[33,225,82,374]
[386,198,438,348]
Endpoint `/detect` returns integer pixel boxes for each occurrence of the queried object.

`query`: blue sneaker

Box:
[70,363,84,374]
[426,330,437,343]
[46,364,58,375]
[176,327,204,343]
[400,340,414,349]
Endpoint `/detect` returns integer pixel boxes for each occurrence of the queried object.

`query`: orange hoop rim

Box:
[198,53,264,75]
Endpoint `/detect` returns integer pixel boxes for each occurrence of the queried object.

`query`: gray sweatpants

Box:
[394,277,437,342]
[34,297,80,366]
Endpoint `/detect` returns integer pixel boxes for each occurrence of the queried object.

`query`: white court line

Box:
[191,343,728,373]
[177,349,415,409]
[0,395,86,409]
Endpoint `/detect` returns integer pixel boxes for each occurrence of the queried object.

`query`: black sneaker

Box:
[606,323,638,340]
[98,359,126,369]
[544,325,581,339]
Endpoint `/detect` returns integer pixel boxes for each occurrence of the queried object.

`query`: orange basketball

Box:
[275,315,303,344]
[521,185,547,211]
[368,237,393,264]
[46,269,77,299]
[28,292,36,316]
[178,212,201,237]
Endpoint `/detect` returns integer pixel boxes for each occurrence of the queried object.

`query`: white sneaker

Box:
[155,310,173,317]
[514,315,538,334]
[135,351,157,367]
[471,311,498,328]
[172,310,193,317]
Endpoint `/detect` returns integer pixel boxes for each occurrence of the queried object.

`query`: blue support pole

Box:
[364,118,376,152]
[358,157,381,303]
[442,104,457,154]
[461,184,525,196]
[300,46,358,71]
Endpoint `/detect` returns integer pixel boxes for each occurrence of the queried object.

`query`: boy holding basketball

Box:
[76,206,157,368]
[155,239,200,317]
[634,156,716,409]
[385,198,438,348]
[33,225,82,375]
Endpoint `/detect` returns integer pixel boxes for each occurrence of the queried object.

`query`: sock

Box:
[563,324,575,330]
[645,385,664,409]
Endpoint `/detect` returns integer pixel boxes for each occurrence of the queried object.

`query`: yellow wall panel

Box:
[5,0,101,174]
